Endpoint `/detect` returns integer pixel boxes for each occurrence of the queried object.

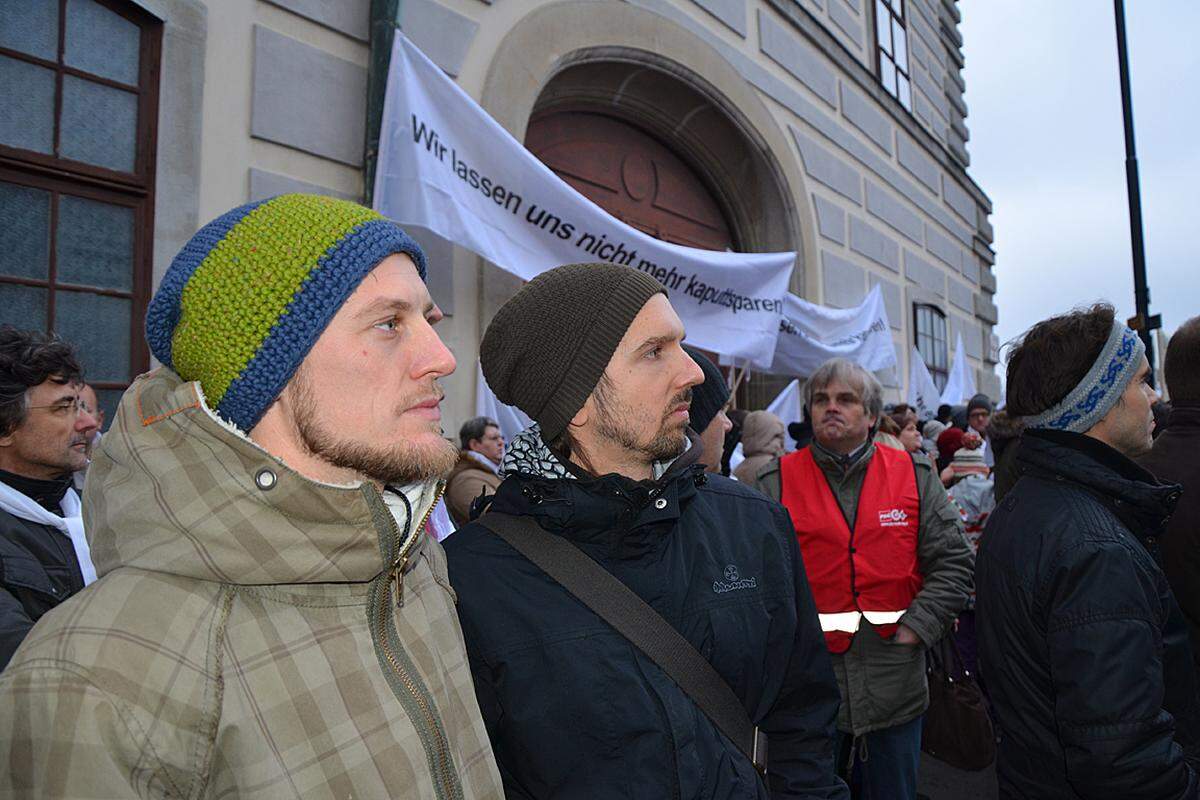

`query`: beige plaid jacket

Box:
[0,369,504,799]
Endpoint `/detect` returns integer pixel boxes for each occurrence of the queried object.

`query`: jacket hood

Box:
[740,411,786,458]
[84,368,432,585]
[1018,428,1182,538]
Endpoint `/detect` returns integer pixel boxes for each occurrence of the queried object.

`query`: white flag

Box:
[375,34,795,368]
[764,286,897,377]
[907,347,942,419]
[766,379,804,448]
[940,333,977,405]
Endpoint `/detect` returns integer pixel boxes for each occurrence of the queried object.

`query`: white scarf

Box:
[0,481,97,585]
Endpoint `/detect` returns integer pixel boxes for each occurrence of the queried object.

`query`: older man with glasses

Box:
[0,326,100,670]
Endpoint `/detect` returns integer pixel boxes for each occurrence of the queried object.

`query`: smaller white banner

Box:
[907,347,942,420]
[767,378,804,449]
[940,333,977,406]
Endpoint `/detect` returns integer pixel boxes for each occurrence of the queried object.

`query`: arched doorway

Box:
[525,110,734,251]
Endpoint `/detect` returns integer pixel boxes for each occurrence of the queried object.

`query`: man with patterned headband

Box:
[977,303,1200,800]
[0,195,503,798]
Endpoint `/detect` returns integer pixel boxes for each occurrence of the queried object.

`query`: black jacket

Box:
[445,450,847,799]
[0,506,85,670]
[1140,402,1200,670]
[976,428,1200,799]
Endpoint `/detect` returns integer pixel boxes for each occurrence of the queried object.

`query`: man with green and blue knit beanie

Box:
[0,194,504,799]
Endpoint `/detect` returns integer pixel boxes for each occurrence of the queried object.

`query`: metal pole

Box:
[1113,0,1157,383]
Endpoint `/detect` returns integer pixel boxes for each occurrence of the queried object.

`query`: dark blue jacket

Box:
[445,454,847,799]
[977,428,1200,799]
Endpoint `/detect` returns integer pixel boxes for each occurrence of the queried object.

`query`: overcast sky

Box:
[959,1,1198,375]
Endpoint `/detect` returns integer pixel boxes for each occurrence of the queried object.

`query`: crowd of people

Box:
[0,192,1197,800]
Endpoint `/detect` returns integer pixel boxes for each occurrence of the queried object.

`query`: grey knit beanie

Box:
[480,262,666,441]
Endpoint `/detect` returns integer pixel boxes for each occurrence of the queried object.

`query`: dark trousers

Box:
[835,715,923,800]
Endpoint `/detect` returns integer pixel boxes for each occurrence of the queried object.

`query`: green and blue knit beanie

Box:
[145,193,427,432]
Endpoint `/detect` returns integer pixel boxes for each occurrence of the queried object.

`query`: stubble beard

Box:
[289,368,457,486]
[594,381,692,464]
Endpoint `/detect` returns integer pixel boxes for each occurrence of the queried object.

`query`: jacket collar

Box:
[489,428,706,558]
[810,437,875,479]
[86,368,434,585]
[1018,428,1181,538]
[1166,401,1200,432]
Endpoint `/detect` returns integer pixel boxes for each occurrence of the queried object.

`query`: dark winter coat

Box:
[977,428,1200,799]
[445,430,848,800]
[1140,402,1200,671]
[0,508,85,670]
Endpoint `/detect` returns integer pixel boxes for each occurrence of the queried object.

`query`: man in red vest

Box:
[755,358,973,799]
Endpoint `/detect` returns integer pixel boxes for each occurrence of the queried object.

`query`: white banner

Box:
[940,333,977,405]
[907,347,941,419]
[374,34,795,367]
[767,286,896,376]
[766,378,804,448]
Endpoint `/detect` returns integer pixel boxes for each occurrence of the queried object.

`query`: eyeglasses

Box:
[28,397,93,417]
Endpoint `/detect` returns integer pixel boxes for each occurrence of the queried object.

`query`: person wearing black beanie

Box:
[446,262,848,800]
[683,345,733,474]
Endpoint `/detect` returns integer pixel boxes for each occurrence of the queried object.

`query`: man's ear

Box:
[570,396,593,429]
[0,430,13,448]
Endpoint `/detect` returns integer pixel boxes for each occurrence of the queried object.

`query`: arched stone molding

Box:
[474,0,818,331]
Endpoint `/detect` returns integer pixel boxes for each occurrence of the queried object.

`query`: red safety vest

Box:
[780,445,923,654]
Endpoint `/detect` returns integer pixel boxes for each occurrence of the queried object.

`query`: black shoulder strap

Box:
[474,511,767,776]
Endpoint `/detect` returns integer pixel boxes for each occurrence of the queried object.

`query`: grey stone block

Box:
[869,274,903,330]
[791,128,863,204]
[903,249,945,297]
[759,10,838,108]
[924,223,961,270]
[912,64,950,120]
[961,253,980,285]
[948,278,973,312]
[975,294,999,324]
[978,370,1002,402]
[980,266,996,294]
[942,174,975,223]
[987,332,1000,363]
[813,194,846,244]
[821,250,867,308]
[248,168,358,202]
[262,0,368,40]
[896,134,939,194]
[865,181,922,243]
[949,315,983,360]
[692,0,747,36]
[973,237,995,265]
[251,26,368,166]
[849,215,900,273]
[978,215,994,243]
[840,82,893,154]
[827,0,862,50]
[400,0,479,78]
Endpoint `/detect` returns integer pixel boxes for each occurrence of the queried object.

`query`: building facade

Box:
[0,0,999,431]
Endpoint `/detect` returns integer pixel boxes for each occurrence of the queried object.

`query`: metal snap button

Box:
[255,468,277,491]
[654,498,667,510]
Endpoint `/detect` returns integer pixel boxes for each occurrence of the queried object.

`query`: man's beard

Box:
[593,379,692,463]
[289,367,457,486]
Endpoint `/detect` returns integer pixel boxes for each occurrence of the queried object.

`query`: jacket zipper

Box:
[372,483,463,800]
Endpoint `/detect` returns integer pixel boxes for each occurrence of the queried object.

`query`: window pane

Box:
[881,61,897,95]
[59,75,137,172]
[0,0,59,61]
[94,388,123,432]
[897,75,911,110]
[54,290,130,382]
[0,182,51,280]
[0,56,55,154]
[893,22,908,72]
[875,1,892,56]
[0,282,48,330]
[56,195,134,290]
[64,0,140,86]
[893,0,904,17]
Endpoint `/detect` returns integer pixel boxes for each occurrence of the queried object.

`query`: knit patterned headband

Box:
[145,194,427,432]
[1023,320,1145,433]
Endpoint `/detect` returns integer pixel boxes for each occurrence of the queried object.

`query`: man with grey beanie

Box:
[445,262,847,799]
[977,303,1200,799]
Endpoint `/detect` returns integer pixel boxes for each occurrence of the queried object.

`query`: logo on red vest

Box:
[713,564,758,594]
[878,508,909,527]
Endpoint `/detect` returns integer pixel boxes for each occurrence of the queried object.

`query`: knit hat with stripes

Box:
[145,193,426,432]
